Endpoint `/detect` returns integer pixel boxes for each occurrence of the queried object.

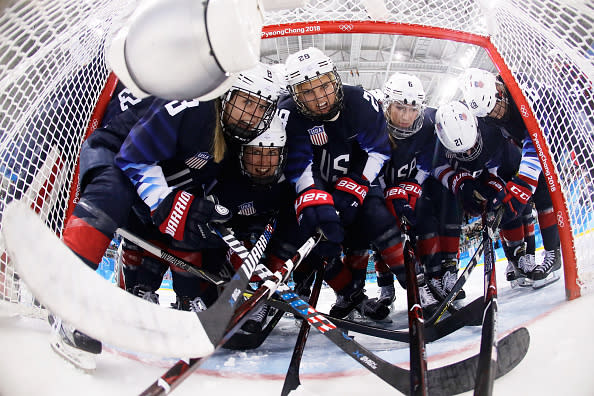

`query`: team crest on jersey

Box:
[184,152,212,169]
[308,125,328,146]
[238,201,256,216]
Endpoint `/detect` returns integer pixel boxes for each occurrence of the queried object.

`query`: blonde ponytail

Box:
[212,99,227,163]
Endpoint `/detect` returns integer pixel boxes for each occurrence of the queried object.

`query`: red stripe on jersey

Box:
[439,235,461,255]
[380,242,404,270]
[538,209,558,229]
[417,235,439,257]
[62,215,111,265]
[501,226,525,245]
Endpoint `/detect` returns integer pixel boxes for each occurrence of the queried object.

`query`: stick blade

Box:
[2,200,214,358]
[427,327,530,395]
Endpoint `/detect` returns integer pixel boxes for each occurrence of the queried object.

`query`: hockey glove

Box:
[494,176,534,222]
[295,188,344,257]
[398,180,422,210]
[482,174,507,208]
[449,171,486,217]
[331,175,370,226]
[384,186,416,226]
[152,191,231,247]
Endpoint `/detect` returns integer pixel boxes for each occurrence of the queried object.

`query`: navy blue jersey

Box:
[380,107,437,187]
[480,84,541,188]
[279,85,390,192]
[432,118,520,187]
[211,157,295,238]
[114,99,222,211]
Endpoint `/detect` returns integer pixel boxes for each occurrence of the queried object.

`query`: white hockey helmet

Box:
[221,62,283,144]
[382,73,426,139]
[285,47,344,121]
[368,89,385,105]
[107,0,262,101]
[435,101,482,162]
[240,116,287,186]
[460,68,503,117]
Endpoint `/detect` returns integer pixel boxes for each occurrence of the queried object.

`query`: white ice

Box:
[1,248,593,396]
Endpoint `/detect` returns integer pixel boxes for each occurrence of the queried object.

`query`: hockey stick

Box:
[424,240,485,325]
[1,200,274,358]
[425,207,504,326]
[139,229,323,396]
[265,294,483,343]
[281,264,325,396]
[474,208,504,395]
[243,251,530,395]
[402,223,428,395]
[116,227,226,286]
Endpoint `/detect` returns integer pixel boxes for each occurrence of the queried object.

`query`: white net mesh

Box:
[0,0,138,316]
[0,0,592,318]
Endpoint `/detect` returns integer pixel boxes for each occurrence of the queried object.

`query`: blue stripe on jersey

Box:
[518,138,541,188]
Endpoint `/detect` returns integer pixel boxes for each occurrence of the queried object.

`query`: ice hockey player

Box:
[461,68,562,288]
[279,47,393,321]
[209,115,294,334]
[55,62,281,370]
[377,72,461,316]
[433,101,552,287]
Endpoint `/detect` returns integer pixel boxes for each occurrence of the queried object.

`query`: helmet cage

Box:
[288,70,344,121]
[383,100,426,139]
[221,88,277,144]
[239,143,287,186]
[488,78,510,120]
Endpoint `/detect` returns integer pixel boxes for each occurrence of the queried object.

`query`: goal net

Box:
[0,0,592,318]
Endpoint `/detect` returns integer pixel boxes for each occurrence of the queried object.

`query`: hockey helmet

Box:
[221,62,283,144]
[461,68,508,118]
[435,101,482,162]
[382,73,426,139]
[285,47,344,121]
[240,116,287,186]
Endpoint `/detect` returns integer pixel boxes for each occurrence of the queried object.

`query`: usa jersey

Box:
[279,86,391,193]
[432,118,520,186]
[114,99,221,211]
[211,156,295,238]
[481,86,541,189]
[380,107,437,188]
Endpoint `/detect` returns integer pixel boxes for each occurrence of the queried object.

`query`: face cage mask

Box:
[289,71,344,122]
[240,145,286,187]
[488,80,510,121]
[447,130,484,162]
[221,89,277,144]
[384,101,425,139]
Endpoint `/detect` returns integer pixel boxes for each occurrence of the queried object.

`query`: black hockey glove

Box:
[152,191,231,247]
[331,175,370,226]
[449,171,486,217]
[384,186,416,226]
[295,188,344,257]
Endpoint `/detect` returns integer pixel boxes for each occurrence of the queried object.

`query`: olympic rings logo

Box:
[339,24,354,31]
[520,104,529,118]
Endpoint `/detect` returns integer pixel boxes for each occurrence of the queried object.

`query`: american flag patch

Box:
[238,201,256,216]
[308,125,328,146]
[184,152,212,169]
